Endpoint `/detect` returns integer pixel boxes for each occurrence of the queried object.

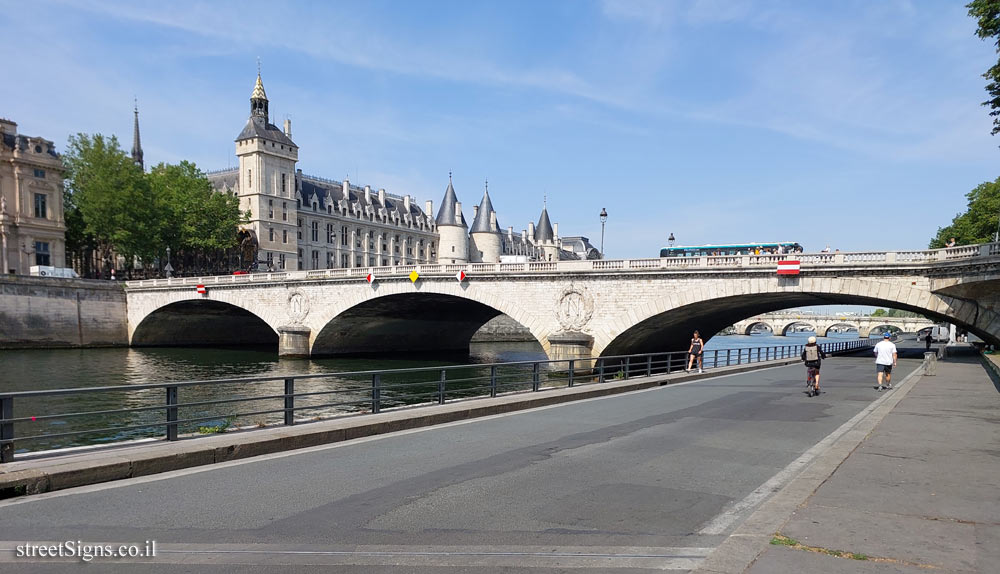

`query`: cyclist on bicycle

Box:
[800,336,827,396]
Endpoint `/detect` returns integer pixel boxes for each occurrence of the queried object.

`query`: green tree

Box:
[929,177,1000,247]
[63,134,160,274]
[148,161,245,264]
[968,0,1000,138]
[871,309,888,317]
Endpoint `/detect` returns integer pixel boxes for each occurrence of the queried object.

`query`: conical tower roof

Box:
[470,187,499,233]
[251,73,268,101]
[435,177,467,227]
[534,206,554,241]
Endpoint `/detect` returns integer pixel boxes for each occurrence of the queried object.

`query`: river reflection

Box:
[0,343,549,453]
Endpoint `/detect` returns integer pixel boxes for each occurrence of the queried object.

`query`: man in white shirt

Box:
[873,332,898,391]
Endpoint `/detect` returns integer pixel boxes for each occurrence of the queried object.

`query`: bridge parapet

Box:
[126,243,1000,290]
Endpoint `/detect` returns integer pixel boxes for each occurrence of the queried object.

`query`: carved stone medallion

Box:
[288,290,310,323]
[555,285,594,331]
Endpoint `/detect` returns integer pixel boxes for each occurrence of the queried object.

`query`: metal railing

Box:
[0,340,874,463]
[125,242,1000,289]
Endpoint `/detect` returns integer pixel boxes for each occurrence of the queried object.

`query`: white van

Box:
[29,266,79,278]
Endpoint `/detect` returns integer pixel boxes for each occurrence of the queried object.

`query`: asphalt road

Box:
[0,345,925,573]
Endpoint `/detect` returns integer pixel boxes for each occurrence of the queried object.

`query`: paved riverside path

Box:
[733,351,1000,574]
[0,350,927,573]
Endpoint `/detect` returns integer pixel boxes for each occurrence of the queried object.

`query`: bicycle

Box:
[805,366,821,397]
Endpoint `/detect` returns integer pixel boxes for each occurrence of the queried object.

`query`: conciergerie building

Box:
[206,72,599,271]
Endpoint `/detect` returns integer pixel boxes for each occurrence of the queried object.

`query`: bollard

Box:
[923,351,938,376]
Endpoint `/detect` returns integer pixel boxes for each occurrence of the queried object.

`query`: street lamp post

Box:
[668,232,675,247]
[599,208,608,259]
[164,247,173,278]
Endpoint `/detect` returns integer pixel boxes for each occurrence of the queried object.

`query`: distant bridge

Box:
[124,243,1000,360]
[729,313,936,338]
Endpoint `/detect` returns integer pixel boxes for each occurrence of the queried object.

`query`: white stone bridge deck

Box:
[124,243,1000,359]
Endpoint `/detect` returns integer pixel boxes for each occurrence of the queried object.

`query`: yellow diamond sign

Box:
[409,270,419,283]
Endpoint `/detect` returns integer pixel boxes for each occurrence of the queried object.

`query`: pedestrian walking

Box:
[687,330,704,373]
[874,332,898,391]
[925,332,933,351]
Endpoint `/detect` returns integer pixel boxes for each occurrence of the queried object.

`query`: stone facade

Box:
[207,73,592,271]
[0,118,67,275]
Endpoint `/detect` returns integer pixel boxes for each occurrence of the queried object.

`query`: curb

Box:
[0,354,830,499]
[690,363,926,574]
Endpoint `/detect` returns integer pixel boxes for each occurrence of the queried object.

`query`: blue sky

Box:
[2,0,997,259]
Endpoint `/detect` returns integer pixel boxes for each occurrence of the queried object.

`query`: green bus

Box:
[659,242,803,257]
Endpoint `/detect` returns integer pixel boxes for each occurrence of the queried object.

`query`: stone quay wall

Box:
[0,276,127,349]
[471,314,536,342]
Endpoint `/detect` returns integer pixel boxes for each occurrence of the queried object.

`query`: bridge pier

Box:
[547,331,595,364]
[278,325,312,358]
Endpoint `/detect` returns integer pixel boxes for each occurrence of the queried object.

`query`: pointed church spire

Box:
[131,98,144,170]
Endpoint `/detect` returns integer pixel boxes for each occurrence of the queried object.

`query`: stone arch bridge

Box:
[125,243,1000,360]
[730,313,936,338]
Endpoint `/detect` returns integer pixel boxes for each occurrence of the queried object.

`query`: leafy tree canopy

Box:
[968,0,1000,138]
[929,177,1000,247]
[63,135,246,274]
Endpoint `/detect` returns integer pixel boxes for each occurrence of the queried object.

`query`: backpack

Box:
[804,345,819,362]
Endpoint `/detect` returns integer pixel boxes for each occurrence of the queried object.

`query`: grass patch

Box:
[770,535,799,546]
[197,416,236,434]
[770,533,869,561]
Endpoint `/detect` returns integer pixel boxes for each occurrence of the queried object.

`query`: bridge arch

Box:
[862,324,902,338]
[131,299,278,348]
[305,282,546,357]
[777,321,816,336]
[741,321,773,335]
[822,323,860,337]
[597,277,992,357]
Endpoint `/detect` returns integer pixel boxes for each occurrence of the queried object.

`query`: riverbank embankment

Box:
[0,275,126,349]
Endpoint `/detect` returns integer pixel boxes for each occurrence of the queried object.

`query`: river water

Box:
[0,332,866,454]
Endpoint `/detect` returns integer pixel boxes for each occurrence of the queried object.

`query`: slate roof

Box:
[298,175,430,222]
[435,180,467,227]
[534,207,554,241]
[470,189,499,233]
[236,117,296,147]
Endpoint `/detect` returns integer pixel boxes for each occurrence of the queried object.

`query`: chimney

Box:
[489,211,497,231]
[404,194,411,212]
[454,202,463,225]
[553,223,559,239]
[472,205,479,220]
[425,200,433,216]
[528,222,535,239]
[342,179,350,202]
[378,188,386,205]
[508,226,514,238]
[364,185,371,204]
[283,118,292,138]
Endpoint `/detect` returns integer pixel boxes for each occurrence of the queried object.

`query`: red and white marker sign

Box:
[196,284,207,295]
[455,270,467,282]
[776,260,801,275]
[366,273,376,284]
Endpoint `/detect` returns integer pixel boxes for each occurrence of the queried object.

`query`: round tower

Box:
[435,175,469,264]
[469,181,501,263]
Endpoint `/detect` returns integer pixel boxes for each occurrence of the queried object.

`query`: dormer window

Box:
[312,202,317,212]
